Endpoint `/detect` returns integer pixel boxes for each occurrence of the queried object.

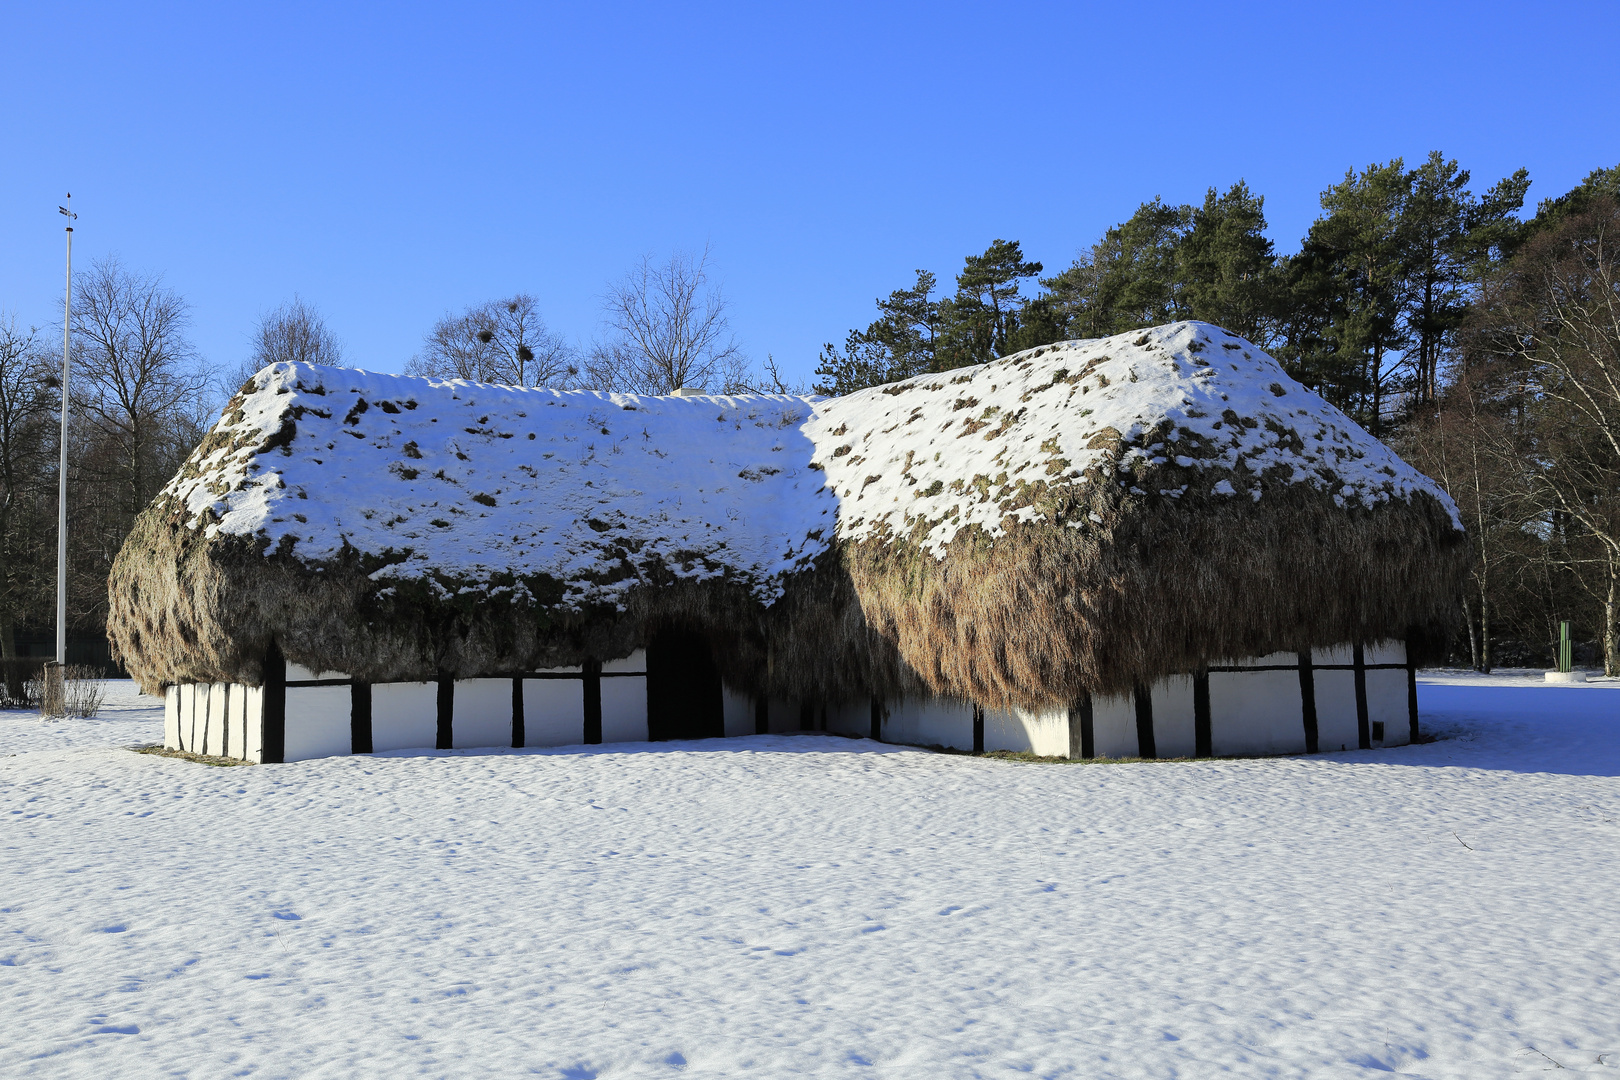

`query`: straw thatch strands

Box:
[114,322,1465,763]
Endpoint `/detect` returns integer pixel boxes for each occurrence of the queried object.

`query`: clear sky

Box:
[2,0,1616,387]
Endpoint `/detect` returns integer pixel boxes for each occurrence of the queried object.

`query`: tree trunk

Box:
[1479,588,1492,674]
[1463,592,1480,670]
[0,607,21,703]
[1607,563,1620,678]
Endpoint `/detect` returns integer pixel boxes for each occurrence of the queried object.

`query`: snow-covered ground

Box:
[2,672,1617,1078]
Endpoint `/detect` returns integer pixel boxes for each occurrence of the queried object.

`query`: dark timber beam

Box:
[351,681,373,754]
[1353,642,1371,750]
[1194,671,1212,758]
[511,677,525,749]
[1071,691,1095,760]
[1297,651,1318,754]
[262,641,286,764]
[583,659,602,744]
[1133,682,1156,759]
[436,673,454,750]
[1404,630,1421,743]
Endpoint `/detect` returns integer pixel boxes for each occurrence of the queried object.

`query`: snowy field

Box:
[3,673,1617,1078]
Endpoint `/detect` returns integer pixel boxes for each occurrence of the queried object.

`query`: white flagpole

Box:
[56,195,76,670]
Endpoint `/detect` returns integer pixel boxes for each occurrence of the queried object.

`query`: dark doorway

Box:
[646,626,724,741]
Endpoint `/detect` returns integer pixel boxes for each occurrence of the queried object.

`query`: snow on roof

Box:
[807,320,1462,555]
[167,321,1457,609]
[172,370,836,606]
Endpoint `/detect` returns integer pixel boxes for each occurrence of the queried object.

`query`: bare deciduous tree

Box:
[586,247,748,394]
[1467,197,1620,673]
[251,296,344,370]
[69,258,212,524]
[407,294,577,387]
[0,315,55,682]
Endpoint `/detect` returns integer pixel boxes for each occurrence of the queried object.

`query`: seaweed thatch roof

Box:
[109,321,1466,706]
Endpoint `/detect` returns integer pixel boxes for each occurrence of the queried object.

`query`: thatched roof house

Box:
[112,321,1466,762]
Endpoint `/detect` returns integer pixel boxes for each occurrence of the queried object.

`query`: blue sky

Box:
[2,1,1616,387]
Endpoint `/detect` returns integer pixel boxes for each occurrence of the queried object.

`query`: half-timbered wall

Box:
[162,640,1420,763]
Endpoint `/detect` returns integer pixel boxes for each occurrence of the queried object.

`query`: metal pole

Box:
[56,195,75,668]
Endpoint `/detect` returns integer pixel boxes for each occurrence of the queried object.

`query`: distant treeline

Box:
[817,155,1620,673]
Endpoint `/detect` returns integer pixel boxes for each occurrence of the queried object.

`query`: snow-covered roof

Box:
[169,371,837,607]
[163,321,1458,607]
[807,321,1461,555]
[121,321,1467,696]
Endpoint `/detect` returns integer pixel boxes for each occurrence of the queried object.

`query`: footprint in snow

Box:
[271,911,301,921]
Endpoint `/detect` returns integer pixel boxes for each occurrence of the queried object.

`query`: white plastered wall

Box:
[1208,669,1306,756]
[241,686,264,763]
[1151,675,1198,758]
[825,699,871,739]
[452,678,512,749]
[286,663,348,682]
[601,677,648,743]
[722,686,754,737]
[522,678,584,748]
[164,686,180,750]
[371,682,438,753]
[1366,669,1410,746]
[883,697,973,751]
[1091,692,1137,759]
[983,705,1070,757]
[282,686,353,762]
[203,683,228,757]
[1312,668,1360,753]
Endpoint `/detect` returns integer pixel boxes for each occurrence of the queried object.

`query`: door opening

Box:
[646,626,724,741]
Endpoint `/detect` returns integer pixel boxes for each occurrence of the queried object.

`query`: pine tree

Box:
[1286,161,1413,433]
[1175,181,1279,345]
[812,271,940,395]
[936,240,1043,368]
[1042,198,1189,339]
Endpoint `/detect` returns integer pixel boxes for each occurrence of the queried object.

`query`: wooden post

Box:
[583,658,602,744]
[1404,630,1420,743]
[1194,670,1212,758]
[1297,651,1318,754]
[436,673,454,750]
[1133,682,1156,759]
[1353,642,1371,750]
[1070,690,1095,759]
[262,641,286,764]
[972,703,984,754]
[350,681,373,754]
[511,677,525,749]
